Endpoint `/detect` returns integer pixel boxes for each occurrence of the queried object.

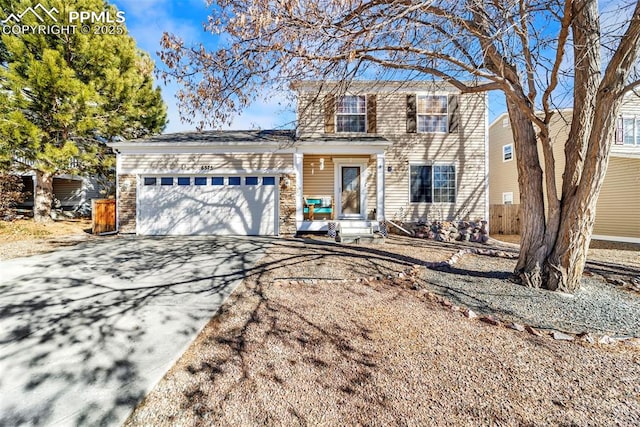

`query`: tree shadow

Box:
[0,236,274,426]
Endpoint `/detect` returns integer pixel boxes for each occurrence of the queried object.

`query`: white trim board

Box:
[591,234,640,244]
[120,168,296,175]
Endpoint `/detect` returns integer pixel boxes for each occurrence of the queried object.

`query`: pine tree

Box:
[0,0,167,221]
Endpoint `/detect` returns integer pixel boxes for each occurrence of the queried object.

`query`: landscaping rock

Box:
[525,325,543,336]
[479,316,501,326]
[464,309,478,319]
[508,322,526,332]
[552,331,575,341]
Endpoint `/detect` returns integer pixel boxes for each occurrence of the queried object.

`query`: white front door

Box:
[335,162,367,219]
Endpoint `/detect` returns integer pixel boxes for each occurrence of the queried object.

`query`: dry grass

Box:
[125,238,640,427]
[0,218,92,260]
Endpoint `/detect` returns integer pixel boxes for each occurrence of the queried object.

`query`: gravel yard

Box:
[125,236,640,426]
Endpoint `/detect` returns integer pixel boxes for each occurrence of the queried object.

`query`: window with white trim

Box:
[622,117,640,145]
[410,164,456,203]
[417,95,448,133]
[336,95,366,132]
[503,192,514,205]
[503,144,513,161]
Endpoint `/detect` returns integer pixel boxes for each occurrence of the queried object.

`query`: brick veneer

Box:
[279,174,297,236]
[117,174,137,233]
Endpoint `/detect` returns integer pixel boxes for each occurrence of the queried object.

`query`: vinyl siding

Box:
[296,82,488,222]
[303,154,377,218]
[119,152,294,173]
[593,157,640,239]
[488,95,640,240]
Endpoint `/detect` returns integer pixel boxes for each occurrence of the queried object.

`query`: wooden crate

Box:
[92,199,116,235]
[489,204,521,235]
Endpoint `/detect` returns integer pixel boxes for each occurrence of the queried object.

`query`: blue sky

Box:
[112,0,508,134]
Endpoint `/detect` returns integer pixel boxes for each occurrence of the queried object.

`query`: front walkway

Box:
[0,236,270,427]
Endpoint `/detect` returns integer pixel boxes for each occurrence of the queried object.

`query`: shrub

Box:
[0,174,27,218]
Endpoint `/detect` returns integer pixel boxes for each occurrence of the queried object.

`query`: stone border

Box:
[274,264,640,348]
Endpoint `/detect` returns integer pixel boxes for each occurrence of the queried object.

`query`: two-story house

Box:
[109,81,488,236]
[489,94,640,243]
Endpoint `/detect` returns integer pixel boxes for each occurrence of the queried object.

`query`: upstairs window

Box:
[616,117,640,145]
[417,95,448,133]
[336,95,366,133]
[623,117,640,145]
[503,144,514,161]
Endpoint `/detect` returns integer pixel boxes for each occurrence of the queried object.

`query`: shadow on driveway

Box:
[0,236,272,427]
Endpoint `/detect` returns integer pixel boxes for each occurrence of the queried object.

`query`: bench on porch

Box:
[303,195,334,220]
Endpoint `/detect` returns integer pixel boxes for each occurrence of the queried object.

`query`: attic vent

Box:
[502,118,510,128]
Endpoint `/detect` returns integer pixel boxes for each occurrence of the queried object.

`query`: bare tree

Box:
[160,0,640,292]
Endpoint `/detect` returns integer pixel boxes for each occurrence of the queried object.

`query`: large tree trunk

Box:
[510,0,640,293]
[506,102,550,288]
[34,170,54,223]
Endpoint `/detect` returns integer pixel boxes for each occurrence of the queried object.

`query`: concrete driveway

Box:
[0,236,271,427]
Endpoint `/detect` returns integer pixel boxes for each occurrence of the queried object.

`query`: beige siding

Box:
[120,152,294,172]
[303,154,377,219]
[593,157,640,239]
[297,82,488,222]
[488,96,640,240]
[487,117,519,204]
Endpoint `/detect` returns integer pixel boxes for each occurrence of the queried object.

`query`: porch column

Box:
[376,153,385,221]
[294,153,304,227]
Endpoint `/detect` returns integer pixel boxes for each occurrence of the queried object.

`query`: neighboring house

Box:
[109,81,488,236]
[17,173,105,215]
[488,95,640,243]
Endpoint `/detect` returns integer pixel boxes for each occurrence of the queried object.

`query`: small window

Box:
[503,192,514,205]
[228,176,241,185]
[212,177,224,185]
[262,176,275,186]
[160,177,173,186]
[177,177,190,186]
[245,176,258,185]
[336,95,366,133]
[194,177,207,186]
[620,117,640,146]
[503,144,513,162]
[417,95,448,133]
[143,177,157,186]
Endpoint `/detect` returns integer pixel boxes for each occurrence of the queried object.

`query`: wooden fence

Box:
[489,204,521,235]
[92,199,116,235]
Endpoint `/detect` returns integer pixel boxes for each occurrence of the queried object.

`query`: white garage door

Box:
[137,175,277,236]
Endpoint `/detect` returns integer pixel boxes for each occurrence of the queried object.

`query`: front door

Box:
[338,165,364,218]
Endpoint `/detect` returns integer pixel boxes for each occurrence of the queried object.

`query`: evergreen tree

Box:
[0,0,167,221]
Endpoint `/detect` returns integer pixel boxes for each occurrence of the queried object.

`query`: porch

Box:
[293,138,390,233]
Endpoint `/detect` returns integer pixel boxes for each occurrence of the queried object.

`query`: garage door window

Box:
[245,176,258,185]
[177,177,190,186]
[160,177,173,186]
[263,177,275,185]
[194,177,207,186]
[229,177,241,185]
[144,177,157,186]
[212,177,224,185]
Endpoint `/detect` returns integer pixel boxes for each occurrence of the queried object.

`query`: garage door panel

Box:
[138,177,276,236]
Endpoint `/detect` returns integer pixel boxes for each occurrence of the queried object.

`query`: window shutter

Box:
[406,94,417,133]
[366,94,377,133]
[615,117,624,145]
[448,94,459,133]
[324,94,335,134]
